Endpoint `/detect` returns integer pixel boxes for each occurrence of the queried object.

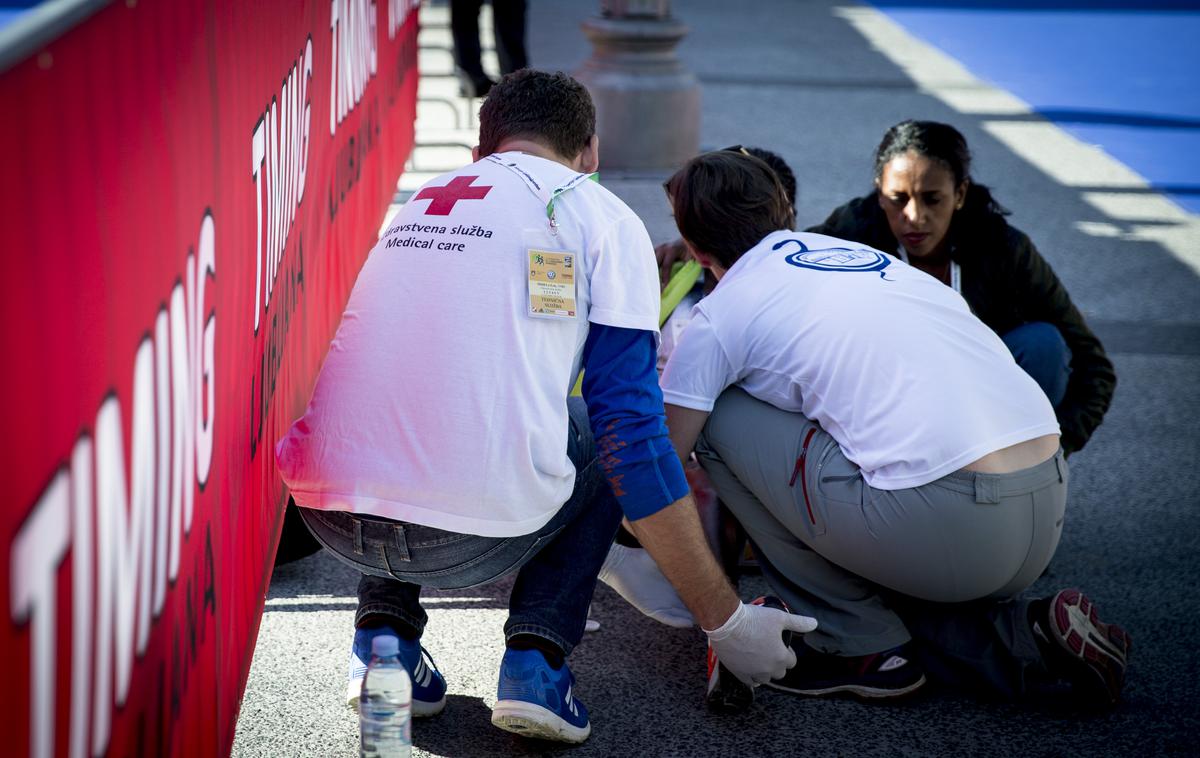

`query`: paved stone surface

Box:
[234,1,1200,755]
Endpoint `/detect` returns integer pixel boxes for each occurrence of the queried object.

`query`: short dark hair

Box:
[736,146,797,208]
[477,70,595,159]
[666,151,796,270]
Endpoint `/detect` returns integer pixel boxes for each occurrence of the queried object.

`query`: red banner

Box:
[0,0,420,755]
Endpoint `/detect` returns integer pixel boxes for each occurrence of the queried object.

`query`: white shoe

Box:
[598,544,694,628]
[584,612,601,633]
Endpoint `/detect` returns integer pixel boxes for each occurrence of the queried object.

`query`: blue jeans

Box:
[1002,322,1071,408]
[298,397,621,656]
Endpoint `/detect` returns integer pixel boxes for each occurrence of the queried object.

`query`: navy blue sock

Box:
[507,634,565,669]
[358,614,421,641]
[614,525,642,549]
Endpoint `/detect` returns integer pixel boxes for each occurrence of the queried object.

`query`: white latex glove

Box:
[703,601,818,686]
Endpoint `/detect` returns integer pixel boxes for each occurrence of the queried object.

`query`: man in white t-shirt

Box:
[275,71,815,744]
[659,151,1130,706]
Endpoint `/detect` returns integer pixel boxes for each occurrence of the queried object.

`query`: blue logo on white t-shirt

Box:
[774,238,892,278]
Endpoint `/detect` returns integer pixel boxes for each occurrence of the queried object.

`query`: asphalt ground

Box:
[233,1,1200,755]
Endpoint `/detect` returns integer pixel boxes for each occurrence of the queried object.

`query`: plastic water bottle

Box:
[360,635,412,758]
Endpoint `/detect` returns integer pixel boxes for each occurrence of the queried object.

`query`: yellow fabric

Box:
[570,259,703,397]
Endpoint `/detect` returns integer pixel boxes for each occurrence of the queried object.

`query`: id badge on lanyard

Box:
[525,231,578,320]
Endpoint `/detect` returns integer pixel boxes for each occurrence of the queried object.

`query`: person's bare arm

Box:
[626,493,740,630]
[665,403,710,466]
[655,238,691,290]
[634,401,818,683]
[637,402,734,627]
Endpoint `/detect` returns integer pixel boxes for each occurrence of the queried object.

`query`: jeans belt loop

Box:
[391,523,412,562]
[975,475,1000,504]
[1054,452,1065,483]
[352,518,365,556]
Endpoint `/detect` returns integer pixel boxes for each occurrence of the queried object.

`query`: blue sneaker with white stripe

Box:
[491,648,590,743]
[346,625,447,716]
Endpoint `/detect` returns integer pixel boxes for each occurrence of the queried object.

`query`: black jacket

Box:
[808,193,1115,454]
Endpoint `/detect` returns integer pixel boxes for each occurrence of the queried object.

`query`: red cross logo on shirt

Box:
[412,175,493,215]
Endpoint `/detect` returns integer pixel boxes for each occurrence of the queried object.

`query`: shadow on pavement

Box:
[417,695,584,757]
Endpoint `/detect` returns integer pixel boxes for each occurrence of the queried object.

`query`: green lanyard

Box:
[483,153,598,235]
[547,172,599,235]
[570,257,703,397]
[659,259,702,326]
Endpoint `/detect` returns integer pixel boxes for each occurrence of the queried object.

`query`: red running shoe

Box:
[1042,588,1132,707]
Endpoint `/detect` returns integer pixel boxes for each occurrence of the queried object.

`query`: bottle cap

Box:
[371,634,400,658]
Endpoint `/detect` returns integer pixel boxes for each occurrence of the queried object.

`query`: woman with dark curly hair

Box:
[810,120,1115,455]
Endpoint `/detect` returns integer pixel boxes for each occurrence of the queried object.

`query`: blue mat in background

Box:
[871,1,1200,213]
[0,0,41,32]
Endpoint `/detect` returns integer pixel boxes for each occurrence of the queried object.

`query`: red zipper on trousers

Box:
[789,428,819,526]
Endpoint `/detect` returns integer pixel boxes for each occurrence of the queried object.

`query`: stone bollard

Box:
[574,0,700,172]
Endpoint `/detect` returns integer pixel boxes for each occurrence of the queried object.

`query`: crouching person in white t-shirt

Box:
[275,70,816,744]
[659,151,1131,707]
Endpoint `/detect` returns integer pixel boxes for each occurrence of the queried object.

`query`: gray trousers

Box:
[695,387,1069,697]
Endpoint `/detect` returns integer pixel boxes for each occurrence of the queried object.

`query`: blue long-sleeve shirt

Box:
[580,323,690,520]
